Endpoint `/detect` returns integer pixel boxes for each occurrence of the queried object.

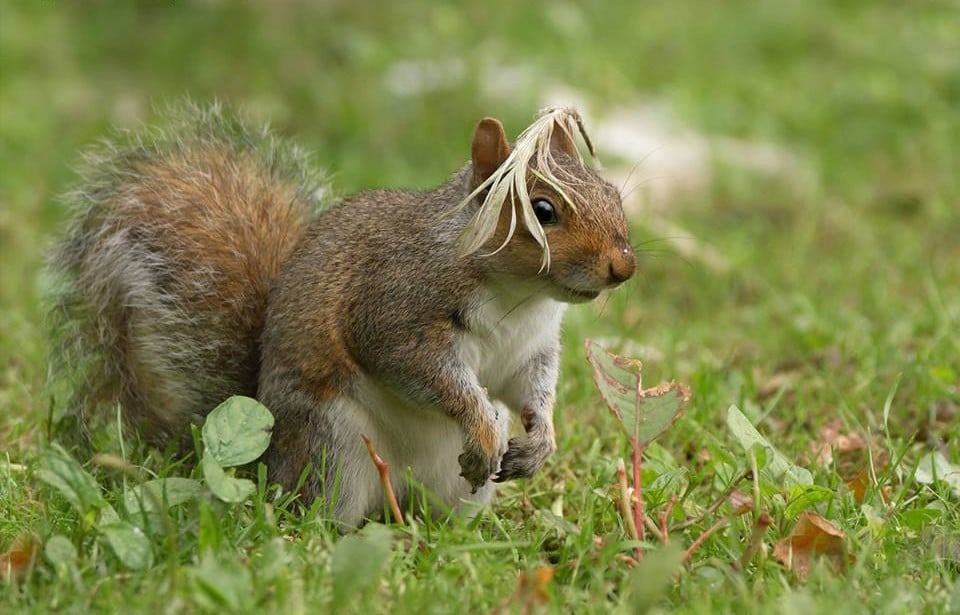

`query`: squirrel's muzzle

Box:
[605,244,636,287]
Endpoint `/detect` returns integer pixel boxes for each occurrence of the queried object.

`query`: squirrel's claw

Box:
[458,446,499,491]
[493,435,556,483]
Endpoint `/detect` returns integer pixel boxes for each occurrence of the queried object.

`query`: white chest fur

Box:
[331,282,566,526]
[459,283,566,404]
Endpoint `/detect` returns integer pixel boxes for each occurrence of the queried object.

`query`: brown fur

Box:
[52,108,634,526]
[51,103,325,441]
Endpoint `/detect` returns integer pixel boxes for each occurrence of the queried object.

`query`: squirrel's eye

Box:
[531,198,557,225]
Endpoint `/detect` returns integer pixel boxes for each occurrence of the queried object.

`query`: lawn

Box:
[2,1,958,613]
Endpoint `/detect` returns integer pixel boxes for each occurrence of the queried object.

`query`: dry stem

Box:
[360,433,404,524]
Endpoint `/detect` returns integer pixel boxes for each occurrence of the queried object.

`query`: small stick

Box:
[683,516,728,562]
[643,515,661,541]
[614,553,639,568]
[738,511,773,570]
[659,496,677,544]
[632,439,645,546]
[360,434,404,524]
[616,458,640,543]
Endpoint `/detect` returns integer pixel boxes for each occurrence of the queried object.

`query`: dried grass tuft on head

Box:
[455,106,598,271]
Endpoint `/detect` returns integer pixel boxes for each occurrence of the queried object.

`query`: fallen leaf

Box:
[0,534,39,582]
[756,369,800,400]
[728,490,754,516]
[773,512,849,580]
[846,472,865,503]
[810,420,891,503]
[493,566,555,614]
[811,419,867,468]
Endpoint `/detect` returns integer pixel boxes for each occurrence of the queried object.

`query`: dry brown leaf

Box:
[808,420,891,503]
[493,566,555,614]
[812,419,867,467]
[773,512,849,580]
[0,534,39,582]
[728,490,754,516]
[756,369,800,400]
[845,467,870,504]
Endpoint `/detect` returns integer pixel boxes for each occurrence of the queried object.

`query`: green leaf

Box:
[37,444,105,516]
[202,455,255,503]
[914,452,960,497]
[98,502,120,525]
[202,396,275,467]
[331,524,393,611]
[101,522,154,570]
[785,484,835,518]
[189,552,253,611]
[726,405,813,488]
[749,443,769,471]
[123,477,205,516]
[621,542,684,614]
[43,534,77,568]
[899,507,942,531]
[585,340,689,448]
[44,534,81,588]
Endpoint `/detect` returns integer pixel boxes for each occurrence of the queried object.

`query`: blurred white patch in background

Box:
[382,59,816,272]
[542,85,816,273]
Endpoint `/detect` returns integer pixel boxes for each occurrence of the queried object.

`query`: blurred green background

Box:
[2,1,959,610]
[2,0,958,469]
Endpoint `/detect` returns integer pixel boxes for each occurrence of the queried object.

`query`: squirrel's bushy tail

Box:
[50,102,328,443]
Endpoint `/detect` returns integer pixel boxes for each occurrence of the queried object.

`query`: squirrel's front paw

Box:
[493,435,556,483]
[458,440,501,492]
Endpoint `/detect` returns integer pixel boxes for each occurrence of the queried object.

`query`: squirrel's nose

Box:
[606,245,636,285]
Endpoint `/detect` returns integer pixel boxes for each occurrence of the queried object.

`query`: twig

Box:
[614,553,639,568]
[632,439,645,547]
[738,511,773,569]
[643,515,661,541]
[674,469,752,530]
[360,434,404,524]
[659,496,677,544]
[683,517,728,562]
[616,458,639,543]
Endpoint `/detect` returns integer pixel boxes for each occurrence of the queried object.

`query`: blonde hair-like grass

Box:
[455,106,598,271]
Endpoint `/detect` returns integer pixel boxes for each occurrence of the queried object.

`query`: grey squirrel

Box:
[52,103,636,527]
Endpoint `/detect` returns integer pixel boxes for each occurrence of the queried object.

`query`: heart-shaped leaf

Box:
[202,455,255,503]
[101,522,154,570]
[585,340,689,448]
[202,396,274,468]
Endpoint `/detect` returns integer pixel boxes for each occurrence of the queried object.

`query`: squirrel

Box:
[51,103,636,528]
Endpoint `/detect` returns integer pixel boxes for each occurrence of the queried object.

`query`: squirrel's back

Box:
[51,104,326,441]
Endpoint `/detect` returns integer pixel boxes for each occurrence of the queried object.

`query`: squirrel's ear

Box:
[548,120,579,158]
[471,117,510,188]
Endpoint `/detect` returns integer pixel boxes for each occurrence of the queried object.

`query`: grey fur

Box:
[50,101,327,442]
[50,105,635,528]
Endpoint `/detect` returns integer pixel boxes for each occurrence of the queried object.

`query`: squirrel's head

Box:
[459,108,636,303]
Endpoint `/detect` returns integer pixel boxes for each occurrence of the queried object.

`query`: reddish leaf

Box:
[773,512,850,580]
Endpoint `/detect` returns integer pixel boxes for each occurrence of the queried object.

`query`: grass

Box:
[2,1,959,612]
